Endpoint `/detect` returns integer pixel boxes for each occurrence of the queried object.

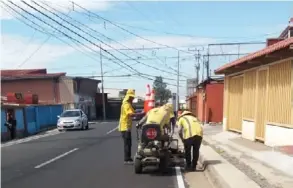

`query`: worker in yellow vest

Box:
[176,110,203,171]
[136,103,175,135]
[119,89,136,164]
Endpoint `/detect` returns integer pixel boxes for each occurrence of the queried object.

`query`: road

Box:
[1,122,212,188]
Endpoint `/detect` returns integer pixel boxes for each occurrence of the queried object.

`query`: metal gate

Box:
[255,69,268,141]
[227,76,243,132]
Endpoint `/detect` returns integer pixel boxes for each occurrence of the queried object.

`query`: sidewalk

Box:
[203,125,293,188]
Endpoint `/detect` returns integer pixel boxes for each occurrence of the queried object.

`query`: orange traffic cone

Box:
[144,84,151,113]
[148,89,155,110]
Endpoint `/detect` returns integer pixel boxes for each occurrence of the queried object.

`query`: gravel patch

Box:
[202,140,282,188]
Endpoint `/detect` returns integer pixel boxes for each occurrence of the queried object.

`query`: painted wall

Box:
[206,83,224,123]
[1,105,63,142]
[59,77,75,104]
[1,79,57,103]
[265,124,293,147]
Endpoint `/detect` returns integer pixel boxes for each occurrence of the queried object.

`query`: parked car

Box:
[132,109,145,121]
[57,109,88,131]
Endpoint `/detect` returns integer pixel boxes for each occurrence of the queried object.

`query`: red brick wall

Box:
[1,79,58,103]
[205,83,224,123]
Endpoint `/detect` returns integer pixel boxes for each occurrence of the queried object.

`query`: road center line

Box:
[106,126,118,135]
[34,148,79,169]
[175,166,186,188]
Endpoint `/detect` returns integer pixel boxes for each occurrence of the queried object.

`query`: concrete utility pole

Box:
[100,45,106,121]
[188,47,203,84]
[176,50,180,113]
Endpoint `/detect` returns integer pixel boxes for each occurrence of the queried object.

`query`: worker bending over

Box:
[176,110,203,171]
[136,103,175,137]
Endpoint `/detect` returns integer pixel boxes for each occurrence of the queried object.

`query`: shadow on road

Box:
[198,160,221,172]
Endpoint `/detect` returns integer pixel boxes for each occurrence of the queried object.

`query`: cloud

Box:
[0,0,116,20]
[0,34,75,69]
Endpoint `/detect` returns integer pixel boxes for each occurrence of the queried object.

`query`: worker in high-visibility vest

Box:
[119,89,136,164]
[176,110,203,171]
[136,103,175,135]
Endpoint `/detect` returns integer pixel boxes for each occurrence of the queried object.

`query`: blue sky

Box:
[1,1,292,98]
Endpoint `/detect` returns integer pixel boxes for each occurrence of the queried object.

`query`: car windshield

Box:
[60,111,80,117]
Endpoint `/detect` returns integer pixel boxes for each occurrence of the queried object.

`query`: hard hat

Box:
[126,89,135,98]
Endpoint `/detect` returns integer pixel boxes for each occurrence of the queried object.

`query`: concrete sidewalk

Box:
[172,127,261,188]
[203,125,293,188]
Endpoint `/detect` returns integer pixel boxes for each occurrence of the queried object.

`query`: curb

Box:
[198,144,260,188]
[198,147,230,188]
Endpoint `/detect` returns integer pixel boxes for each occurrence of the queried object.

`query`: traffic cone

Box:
[148,89,155,110]
[144,84,151,113]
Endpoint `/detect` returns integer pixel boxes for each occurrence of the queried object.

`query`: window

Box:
[60,111,81,117]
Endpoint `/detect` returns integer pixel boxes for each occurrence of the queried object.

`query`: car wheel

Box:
[81,122,85,130]
[85,121,89,130]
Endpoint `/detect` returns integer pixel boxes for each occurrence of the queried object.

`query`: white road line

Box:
[106,126,118,135]
[1,131,62,148]
[34,148,79,169]
[175,166,186,188]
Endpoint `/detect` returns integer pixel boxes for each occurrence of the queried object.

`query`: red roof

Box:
[215,37,293,74]
[1,69,66,80]
[1,69,47,76]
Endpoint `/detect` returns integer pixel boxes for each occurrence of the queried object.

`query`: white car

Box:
[57,109,89,131]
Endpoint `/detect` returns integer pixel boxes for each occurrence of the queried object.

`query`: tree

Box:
[153,76,172,105]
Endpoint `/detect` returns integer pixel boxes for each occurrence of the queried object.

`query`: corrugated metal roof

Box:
[1,69,47,76]
[215,37,293,74]
[1,68,66,80]
[1,73,66,80]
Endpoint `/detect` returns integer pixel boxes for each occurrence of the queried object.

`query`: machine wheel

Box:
[134,158,143,174]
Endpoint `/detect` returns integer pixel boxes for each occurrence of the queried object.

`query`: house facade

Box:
[186,77,224,124]
[1,69,65,103]
[1,69,101,120]
[215,19,293,147]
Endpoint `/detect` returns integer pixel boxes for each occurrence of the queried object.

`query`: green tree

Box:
[153,76,172,105]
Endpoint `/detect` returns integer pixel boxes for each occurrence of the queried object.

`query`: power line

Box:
[41,1,187,77]
[72,2,194,54]
[33,1,186,78]
[4,1,183,87]
[17,0,142,76]
[1,1,114,70]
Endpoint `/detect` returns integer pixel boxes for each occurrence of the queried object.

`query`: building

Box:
[186,77,224,124]
[214,18,293,147]
[1,69,101,120]
[1,69,65,104]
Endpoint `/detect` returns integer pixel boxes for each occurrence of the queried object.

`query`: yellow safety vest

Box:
[177,115,203,139]
[119,101,135,132]
[145,107,171,132]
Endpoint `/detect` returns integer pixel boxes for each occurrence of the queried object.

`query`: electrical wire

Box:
[72,2,194,54]
[12,1,140,75]
[1,1,114,70]
[4,1,183,87]
[39,1,187,77]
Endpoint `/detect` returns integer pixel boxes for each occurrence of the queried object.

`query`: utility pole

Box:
[188,47,203,84]
[176,50,180,113]
[206,47,210,79]
[100,45,106,121]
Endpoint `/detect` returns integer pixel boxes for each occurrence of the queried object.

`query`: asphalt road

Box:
[1,122,212,188]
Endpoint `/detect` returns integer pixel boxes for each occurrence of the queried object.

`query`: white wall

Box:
[223,117,227,131]
[241,120,256,141]
[265,124,293,147]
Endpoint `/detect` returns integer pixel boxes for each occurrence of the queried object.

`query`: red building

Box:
[1,69,65,104]
[186,77,224,123]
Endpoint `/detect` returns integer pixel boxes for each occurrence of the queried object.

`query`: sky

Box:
[1,0,292,99]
